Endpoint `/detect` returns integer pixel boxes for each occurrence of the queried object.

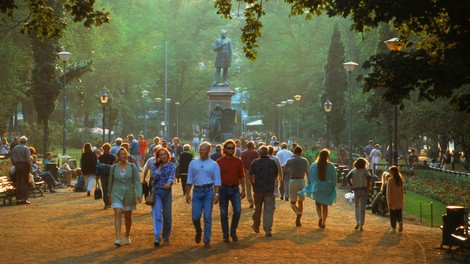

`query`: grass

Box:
[404,190,446,227]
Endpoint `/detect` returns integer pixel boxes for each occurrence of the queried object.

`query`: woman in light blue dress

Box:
[299,148,336,229]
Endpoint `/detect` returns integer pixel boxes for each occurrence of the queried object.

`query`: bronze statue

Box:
[212,30,232,85]
[209,104,223,142]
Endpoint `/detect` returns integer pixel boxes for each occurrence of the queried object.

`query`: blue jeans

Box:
[354,188,369,225]
[152,188,172,242]
[192,187,214,243]
[219,186,242,238]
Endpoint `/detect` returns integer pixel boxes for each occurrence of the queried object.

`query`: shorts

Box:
[112,202,135,211]
[289,179,306,202]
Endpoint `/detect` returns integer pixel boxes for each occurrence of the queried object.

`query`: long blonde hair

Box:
[315,148,330,181]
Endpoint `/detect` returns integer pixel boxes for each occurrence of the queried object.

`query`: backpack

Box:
[73,175,86,192]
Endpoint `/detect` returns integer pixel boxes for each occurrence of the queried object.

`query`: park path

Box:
[0,181,458,263]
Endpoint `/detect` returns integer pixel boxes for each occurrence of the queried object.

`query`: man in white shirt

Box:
[276,143,293,201]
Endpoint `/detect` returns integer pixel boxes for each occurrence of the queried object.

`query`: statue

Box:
[212,29,232,85]
[209,104,223,142]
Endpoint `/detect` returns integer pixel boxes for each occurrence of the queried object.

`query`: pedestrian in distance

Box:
[185,142,221,248]
[387,166,405,233]
[108,147,142,247]
[346,157,371,231]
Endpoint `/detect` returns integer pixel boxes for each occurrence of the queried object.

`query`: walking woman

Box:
[80,142,97,196]
[386,166,405,232]
[108,147,142,247]
[298,148,336,229]
[346,157,371,231]
[151,147,175,247]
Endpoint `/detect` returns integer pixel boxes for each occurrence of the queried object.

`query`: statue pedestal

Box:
[207,84,234,113]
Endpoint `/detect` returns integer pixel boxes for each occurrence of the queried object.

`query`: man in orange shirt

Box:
[216,139,246,242]
[138,134,148,168]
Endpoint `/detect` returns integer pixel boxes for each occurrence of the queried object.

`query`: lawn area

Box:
[405,190,446,227]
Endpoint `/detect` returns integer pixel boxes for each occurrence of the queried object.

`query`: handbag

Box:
[94,181,103,200]
[145,187,155,206]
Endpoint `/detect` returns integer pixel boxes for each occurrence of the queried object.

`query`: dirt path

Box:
[0,182,459,263]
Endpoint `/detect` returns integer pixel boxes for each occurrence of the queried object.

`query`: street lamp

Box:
[175,102,181,137]
[280,101,287,140]
[165,98,171,138]
[276,104,283,140]
[286,99,294,139]
[99,91,109,143]
[323,99,332,149]
[155,97,162,136]
[384,37,403,165]
[294,95,301,140]
[141,90,149,138]
[343,61,358,168]
[57,51,72,155]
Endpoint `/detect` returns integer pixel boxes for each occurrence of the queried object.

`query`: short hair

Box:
[215,144,222,151]
[258,146,269,155]
[247,141,255,149]
[155,147,172,163]
[281,143,288,149]
[115,137,122,145]
[121,143,130,152]
[271,136,277,140]
[353,157,369,169]
[293,146,303,155]
[199,141,211,151]
[46,152,53,158]
[102,143,111,153]
[127,134,134,139]
[368,140,374,144]
[19,136,27,144]
[268,145,274,155]
[183,144,191,151]
[153,137,160,144]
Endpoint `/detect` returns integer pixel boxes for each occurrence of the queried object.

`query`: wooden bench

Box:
[0,176,15,205]
[30,175,45,198]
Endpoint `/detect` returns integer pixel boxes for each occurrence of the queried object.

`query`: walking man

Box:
[11,136,32,205]
[284,146,310,226]
[127,134,140,170]
[240,141,259,208]
[185,142,221,248]
[249,146,278,237]
[216,139,246,242]
[276,143,293,201]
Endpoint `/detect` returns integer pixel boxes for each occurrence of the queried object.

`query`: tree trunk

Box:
[42,119,49,158]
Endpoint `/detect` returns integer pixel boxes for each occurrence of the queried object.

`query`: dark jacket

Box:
[81,151,97,175]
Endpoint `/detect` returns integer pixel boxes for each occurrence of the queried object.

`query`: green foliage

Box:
[303,148,337,164]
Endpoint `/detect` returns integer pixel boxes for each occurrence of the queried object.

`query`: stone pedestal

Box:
[207,84,234,113]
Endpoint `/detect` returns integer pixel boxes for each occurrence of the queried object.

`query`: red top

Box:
[216,156,245,185]
[240,149,259,172]
[138,140,148,156]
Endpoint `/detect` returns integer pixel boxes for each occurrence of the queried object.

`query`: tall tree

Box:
[321,24,347,146]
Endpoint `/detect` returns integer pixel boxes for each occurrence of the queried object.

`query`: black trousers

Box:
[15,162,30,201]
[100,175,111,206]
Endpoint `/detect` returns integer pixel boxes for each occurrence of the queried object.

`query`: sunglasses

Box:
[225,147,235,150]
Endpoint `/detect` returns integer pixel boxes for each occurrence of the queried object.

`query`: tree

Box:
[321,24,347,146]
[215,0,470,112]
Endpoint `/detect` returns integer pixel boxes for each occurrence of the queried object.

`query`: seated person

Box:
[367,172,391,215]
[31,155,61,193]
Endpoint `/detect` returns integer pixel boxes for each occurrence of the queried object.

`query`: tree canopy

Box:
[215,0,470,112]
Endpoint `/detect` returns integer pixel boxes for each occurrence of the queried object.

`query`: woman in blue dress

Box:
[299,148,336,229]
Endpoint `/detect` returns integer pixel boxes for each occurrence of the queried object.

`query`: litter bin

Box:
[45,163,58,179]
[441,205,466,248]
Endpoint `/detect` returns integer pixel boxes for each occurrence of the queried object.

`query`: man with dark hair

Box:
[127,134,140,170]
[217,139,246,242]
[241,141,259,208]
[210,144,223,161]
[284,146,310,226]
[249,146,278,237]
[11,136,32,205]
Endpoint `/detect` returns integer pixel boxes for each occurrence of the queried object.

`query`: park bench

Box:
[0,176,15,205]
[449,208,470,262]
[30,175,45,198]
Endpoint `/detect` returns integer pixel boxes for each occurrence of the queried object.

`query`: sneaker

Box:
[398,222,403,232]
[154,240,160,247]
[114,239,122,247]
[251,224,260,233]
[354,223,360,230]
[296,214,302,227]
[359,225,364,231]
[164,239,170,244]
[204,242,211,249]
[195,234,201,244]
[265,232,272,237]
[125,237,131,245]
[87,191,91,196]
[390,228,396,233]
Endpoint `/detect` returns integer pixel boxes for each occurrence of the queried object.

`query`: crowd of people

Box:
[3,134,408,248]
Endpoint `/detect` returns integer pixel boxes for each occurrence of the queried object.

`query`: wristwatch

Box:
[215,193,220,197]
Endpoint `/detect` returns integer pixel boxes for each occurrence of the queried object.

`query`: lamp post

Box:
[384,37,403,166]
[175,101,181,137]
[343,61,358,168]
[276,104,283,139]
[155,97,162,136]
[165,98,171,138]
[323,100,332,149]
[99,91,109,143]
[281,101,287,140]
[141,90,149,138]
[164,41,169,140]
[294,95,301,140]
[57,51,72,155]
[287,99,294,139]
